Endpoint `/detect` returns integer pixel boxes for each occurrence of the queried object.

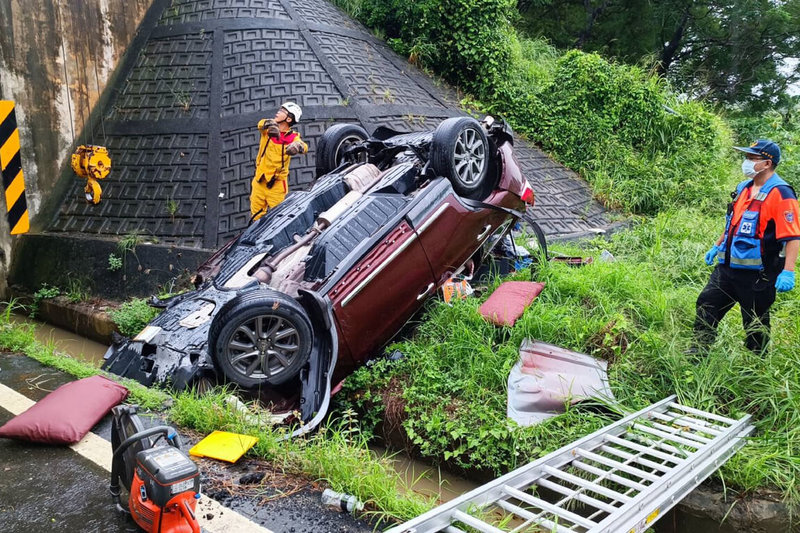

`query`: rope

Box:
[55,1,75,144]
[87,4,106,144]
[93,53,106,143]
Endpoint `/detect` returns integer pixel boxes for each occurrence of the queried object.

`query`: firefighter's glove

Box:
[266,176,277,189]
[258,119,281,139]
[704,244,720,266]
[776,270,795,293]
[286,141,305,156]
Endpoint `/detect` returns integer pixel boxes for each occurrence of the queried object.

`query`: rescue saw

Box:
[110,405,201,533]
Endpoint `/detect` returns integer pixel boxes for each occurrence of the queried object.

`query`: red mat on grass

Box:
[479,281,545,327]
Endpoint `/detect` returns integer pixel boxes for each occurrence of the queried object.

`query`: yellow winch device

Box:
[71,145,111,204]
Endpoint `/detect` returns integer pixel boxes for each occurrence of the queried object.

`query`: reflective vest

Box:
[717,175,790,270]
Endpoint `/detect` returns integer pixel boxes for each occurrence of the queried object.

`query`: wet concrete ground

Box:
[0,351,375,533]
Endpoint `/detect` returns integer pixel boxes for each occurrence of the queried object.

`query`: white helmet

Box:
[281,101,302,123]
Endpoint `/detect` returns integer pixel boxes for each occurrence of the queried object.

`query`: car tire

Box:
[208,290,313,389]
[316,123,369,177]
[431,117,492,199]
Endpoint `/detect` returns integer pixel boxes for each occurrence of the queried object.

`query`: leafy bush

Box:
[507,51,734,214]
[729,106,800,189]
[108,253,123,272]
[29,284,61,318]
[110,298,159,337]
[332,0,517,100]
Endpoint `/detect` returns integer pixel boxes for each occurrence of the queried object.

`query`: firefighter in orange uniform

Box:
[250,102,307,221]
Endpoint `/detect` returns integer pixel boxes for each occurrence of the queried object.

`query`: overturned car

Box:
[103,116,541,435]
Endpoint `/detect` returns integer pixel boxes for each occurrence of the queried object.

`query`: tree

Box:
[517,0,800,110]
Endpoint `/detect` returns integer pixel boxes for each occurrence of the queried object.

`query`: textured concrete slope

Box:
[50,0,609,249]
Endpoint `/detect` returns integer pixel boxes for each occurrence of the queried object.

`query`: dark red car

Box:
[103,116,539,435]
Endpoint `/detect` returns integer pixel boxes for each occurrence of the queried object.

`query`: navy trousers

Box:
[694,265,778,353]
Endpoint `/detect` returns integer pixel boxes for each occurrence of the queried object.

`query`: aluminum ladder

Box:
[385,395,754,533]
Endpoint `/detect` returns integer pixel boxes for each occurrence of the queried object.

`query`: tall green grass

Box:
[339,206,800,510]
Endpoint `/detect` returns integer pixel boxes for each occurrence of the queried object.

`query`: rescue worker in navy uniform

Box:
[693,139,800,354]
[250,102,308,221]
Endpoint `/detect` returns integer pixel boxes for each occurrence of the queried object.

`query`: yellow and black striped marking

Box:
[0,101,29,235]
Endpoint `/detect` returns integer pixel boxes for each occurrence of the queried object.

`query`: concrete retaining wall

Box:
[0,0,153,295]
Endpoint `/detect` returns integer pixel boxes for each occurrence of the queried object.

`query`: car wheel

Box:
[431,117,491,199]
[208,290,313,389]
[316,123,369,177]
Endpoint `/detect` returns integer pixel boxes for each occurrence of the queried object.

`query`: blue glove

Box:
[776,270,795,292]
[704,245,720,266]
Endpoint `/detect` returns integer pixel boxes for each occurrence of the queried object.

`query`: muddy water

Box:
[10,313,108,365]
[373,446,478,504]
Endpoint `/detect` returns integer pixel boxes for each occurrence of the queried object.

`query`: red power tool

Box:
[110,405,201,533]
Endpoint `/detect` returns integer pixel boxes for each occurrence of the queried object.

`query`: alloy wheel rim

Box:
[336,135,366,165]
[225,314,301,380]
[452,127,486,186]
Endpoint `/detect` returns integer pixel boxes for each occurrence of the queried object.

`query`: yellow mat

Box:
[189,430,259,463]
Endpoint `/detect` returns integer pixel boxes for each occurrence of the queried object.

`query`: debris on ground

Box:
[441,277,474,304]
[507,338,613,426]
[479,281,545,327]
[321,489,364,514]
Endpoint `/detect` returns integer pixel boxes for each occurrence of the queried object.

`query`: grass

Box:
[0,302,168,410]
[109,298,160,337]
[0,302,434,526]
[169,388,435,524]
[3,205,799,520]
[337,205,800,513]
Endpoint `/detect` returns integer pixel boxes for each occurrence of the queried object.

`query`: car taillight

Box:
[521,181,535,205]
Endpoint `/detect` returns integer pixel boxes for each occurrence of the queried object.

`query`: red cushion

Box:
[479,281,545,327]
[0,375,128,445]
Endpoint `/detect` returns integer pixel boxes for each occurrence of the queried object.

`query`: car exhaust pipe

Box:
[254,191,364,284]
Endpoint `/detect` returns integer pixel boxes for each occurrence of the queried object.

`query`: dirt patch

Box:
[177,428,376,532]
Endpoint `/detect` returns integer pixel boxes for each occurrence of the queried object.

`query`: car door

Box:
[407,179,509,285]
[327,218,436,371]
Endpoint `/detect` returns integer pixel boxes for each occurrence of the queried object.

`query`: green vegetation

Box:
[29,284,61,318]
[0,303,168,409]
[169,390,433,524]
[508,50,733,215]
[516,0,800,110]
[4,0,800,522]
[730,108,800,187]
[0,304,433,525]
[338,209,800,508]
[332,1,736,218]
[107,253,123,272]
[335,0,517,100]
[65,277,91,303]
[109,298,159,337]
